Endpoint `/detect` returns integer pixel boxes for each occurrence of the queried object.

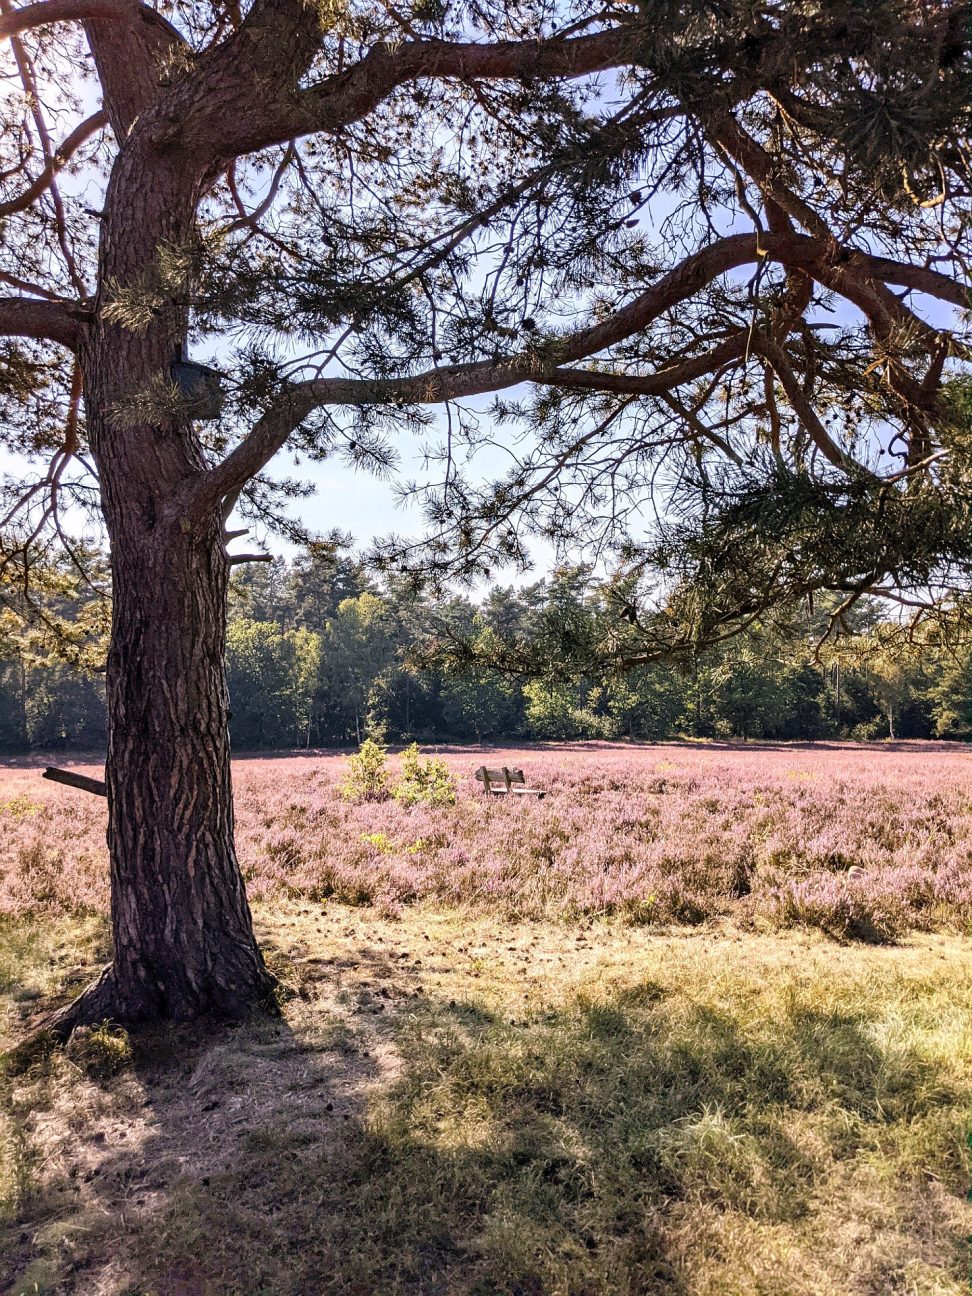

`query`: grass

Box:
[2,902,971,1295]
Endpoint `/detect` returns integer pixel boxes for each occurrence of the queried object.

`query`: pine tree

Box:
[0,0,970,1034]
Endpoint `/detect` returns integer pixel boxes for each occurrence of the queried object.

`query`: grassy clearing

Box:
[2,903,971,1295]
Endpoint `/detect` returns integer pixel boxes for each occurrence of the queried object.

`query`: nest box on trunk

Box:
[171,349,224,421]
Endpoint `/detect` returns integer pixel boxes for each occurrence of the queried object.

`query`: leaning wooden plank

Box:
[42,767,107,798]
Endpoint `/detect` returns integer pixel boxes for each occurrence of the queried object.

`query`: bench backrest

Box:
[475,766,525,788]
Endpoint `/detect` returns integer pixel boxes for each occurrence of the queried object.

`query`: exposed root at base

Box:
[41,964,123,1042]
[2,965,121,1069]
[4,963,282,1067]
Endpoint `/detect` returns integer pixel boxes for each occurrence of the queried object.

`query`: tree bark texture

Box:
[62,134,277,1027]
[102,516,274,1021]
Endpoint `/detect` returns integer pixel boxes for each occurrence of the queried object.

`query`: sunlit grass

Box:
[2,903,970,1294]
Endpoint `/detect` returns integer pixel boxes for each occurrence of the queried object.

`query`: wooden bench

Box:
[475,766,545,799]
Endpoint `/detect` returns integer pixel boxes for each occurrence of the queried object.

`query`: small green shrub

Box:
[340,739,390,802]
[360,831,393,853]
[392,743,457,807]
[0,796,43,820]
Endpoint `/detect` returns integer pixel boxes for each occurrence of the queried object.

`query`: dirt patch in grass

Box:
[2,903,971,1295]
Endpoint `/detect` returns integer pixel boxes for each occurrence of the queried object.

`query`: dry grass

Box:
[2,902,971,1295]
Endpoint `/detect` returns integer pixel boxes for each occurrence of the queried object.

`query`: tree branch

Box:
[81,2,187,137]
[201,27,638,160]
[0,109,107,219]
[0,296,83,347]
[187,338,760,520]
[181,215,970,516]
[753,333,869,475]
[0,0,136,38]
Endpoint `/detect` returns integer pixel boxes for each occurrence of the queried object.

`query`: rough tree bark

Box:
[103,515,273,1021]
[46,514,276,1038]
[46,138,278,1035]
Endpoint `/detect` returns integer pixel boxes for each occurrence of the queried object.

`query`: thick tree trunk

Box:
[45,506,277,1037]
[38,112,281,1038]
[102,517,275,1021]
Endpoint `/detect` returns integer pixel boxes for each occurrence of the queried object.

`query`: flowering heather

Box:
[2,742,971,939]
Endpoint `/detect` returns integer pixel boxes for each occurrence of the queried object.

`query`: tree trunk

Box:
[29,106,287,1037]
[46,506,277,1037]
[42,172,276,1034]
[101,516,275,1021]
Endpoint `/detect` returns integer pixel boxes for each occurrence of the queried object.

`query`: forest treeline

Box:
[2,538,971,750]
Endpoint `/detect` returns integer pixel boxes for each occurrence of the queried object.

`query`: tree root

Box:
[4,961,281,1069]
[41,964,123,1043]
[1,966,125,1070]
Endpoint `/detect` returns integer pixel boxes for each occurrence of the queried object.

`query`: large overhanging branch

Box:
[181,220,968,518]
[706,112,967,424]
[549,334,752,396]
[185,342,748,522]
[294,29,637,133]
[0,0,138,38]
[0,296,83,347]
[186,26,640,162]
[186,236,781,513]
[35,0,627,181]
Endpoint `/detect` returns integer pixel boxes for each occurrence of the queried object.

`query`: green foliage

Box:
[226,619,320,748]
[523,677,614,740]
[360,831,392,852]
[636,469,972,665]
[340,738,390,802]
[392,743,456,807]
[929,649,972,739]
[319,593,395,744]
[0,550,109,750]
[9,543,972,751]
[438,633,523,740]
[606,668,685,740]
[342,740,456,807]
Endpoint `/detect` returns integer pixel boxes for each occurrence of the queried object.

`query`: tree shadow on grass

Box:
[3,936,970,1296]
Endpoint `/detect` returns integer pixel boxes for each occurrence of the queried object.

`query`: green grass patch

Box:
[1,908,970,1295]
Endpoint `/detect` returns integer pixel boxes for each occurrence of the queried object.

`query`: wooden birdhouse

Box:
[171,349,224,421]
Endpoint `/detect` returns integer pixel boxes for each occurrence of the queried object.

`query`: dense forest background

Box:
[2,536,971,751]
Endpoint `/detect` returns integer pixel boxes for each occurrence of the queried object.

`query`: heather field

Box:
[3,743,972,1296]
[3,740,972,940]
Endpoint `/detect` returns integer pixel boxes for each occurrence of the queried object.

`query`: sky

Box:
[253,390,562,582]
